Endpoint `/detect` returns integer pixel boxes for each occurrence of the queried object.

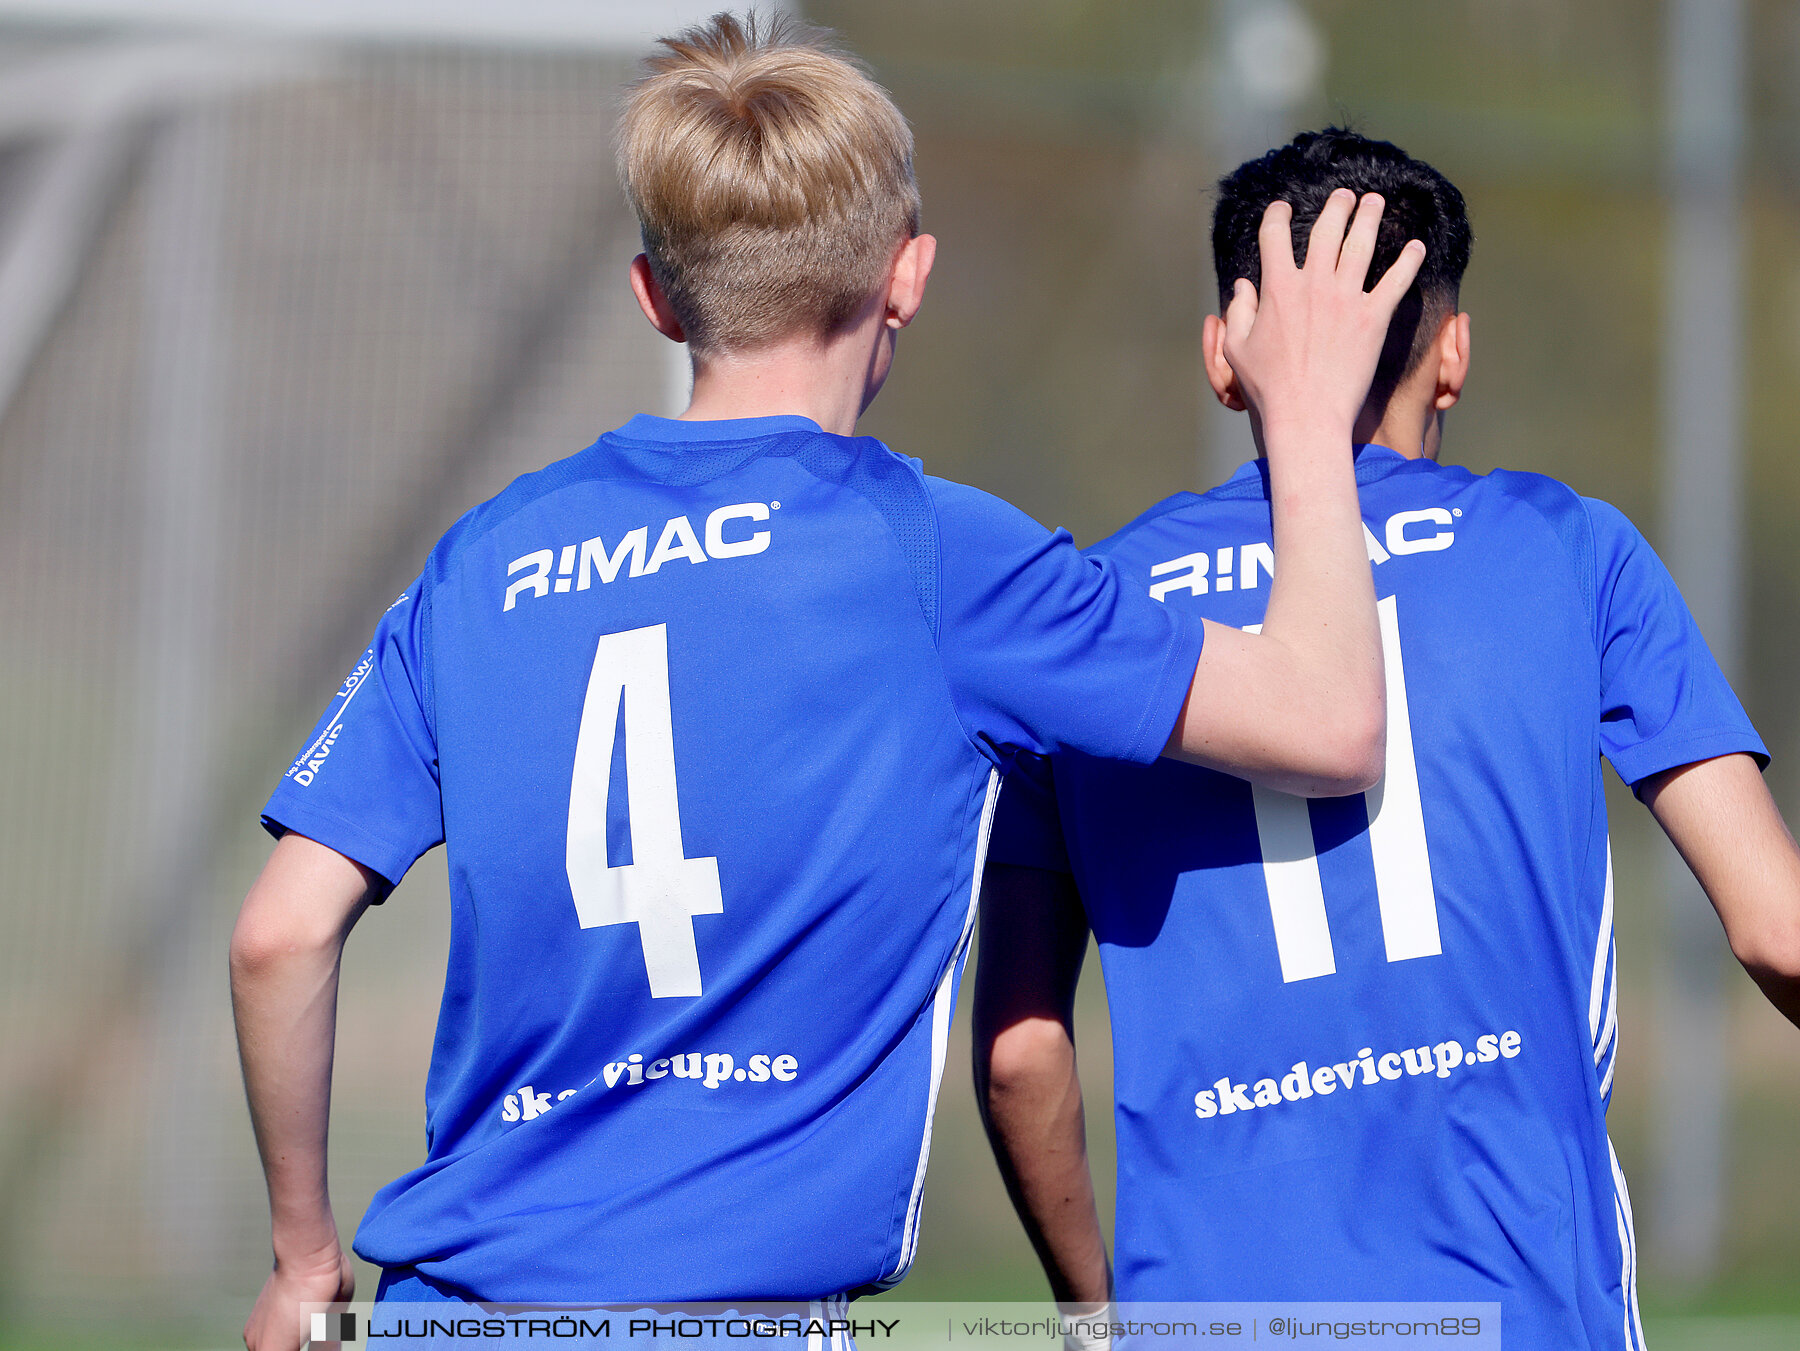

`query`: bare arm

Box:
[1166,191,1426,796]
[231,832,380,1351]
[1641,753,1800,1029]
[973,863,1110,1308]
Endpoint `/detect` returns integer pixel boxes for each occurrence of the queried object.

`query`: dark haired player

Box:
[975,129,1800,1349]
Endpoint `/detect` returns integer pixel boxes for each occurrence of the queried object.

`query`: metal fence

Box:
[0,28,680,1324]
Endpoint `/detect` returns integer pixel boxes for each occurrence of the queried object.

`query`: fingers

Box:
[1369,237,1428,310]
[1294,187,1428,316]
[1219,277,1259,371]
[1257,200,1297,277]
[1304,188,1357,273]
[1223,276,1258,337]
[1335,191,1385,284]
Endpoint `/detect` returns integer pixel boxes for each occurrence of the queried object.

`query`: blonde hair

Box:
[617,11,920,354]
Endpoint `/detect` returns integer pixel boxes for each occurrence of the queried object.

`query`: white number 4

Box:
[566,624,722,998]
[1251,595,1442,983]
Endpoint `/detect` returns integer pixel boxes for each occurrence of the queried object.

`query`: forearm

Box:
[973,864,1108,1304]
[1255,419,1384,772]
[230,833,376,1260]
[1164,434,1382,794]
[977,1024,1111,1305]
[232,933,349,1257]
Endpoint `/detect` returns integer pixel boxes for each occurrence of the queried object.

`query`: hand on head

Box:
[1220,189,1426,446]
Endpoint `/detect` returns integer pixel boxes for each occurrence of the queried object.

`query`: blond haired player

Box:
[232,15,1421,1343]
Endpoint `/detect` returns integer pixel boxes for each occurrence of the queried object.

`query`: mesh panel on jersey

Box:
[788,435,940,639]
[598,433,799,487]
[1206,453,1439,501]
[1488,469,1599,644]
[1206,464,1268,499]
[417,580,439,736]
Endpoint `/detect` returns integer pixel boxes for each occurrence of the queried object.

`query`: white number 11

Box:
[566,624,722,998]
[1251,595,1442,983]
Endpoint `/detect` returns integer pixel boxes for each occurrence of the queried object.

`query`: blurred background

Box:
[0,0,1797,1346]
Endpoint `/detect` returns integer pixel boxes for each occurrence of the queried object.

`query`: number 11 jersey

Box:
[262,413,1204,1303]
[989,445,1765,1350]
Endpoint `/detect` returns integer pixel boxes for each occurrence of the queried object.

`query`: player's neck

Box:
[678,308,893,438]
[1360,398,1444,463]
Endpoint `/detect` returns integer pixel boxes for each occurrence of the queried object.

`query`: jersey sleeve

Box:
[1587,498,1768,787]
[261,578,444,888]
[987,752,1073,873]
[929,478,1205,766]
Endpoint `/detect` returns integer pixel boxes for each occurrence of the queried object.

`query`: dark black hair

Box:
[1212,127,1472,396]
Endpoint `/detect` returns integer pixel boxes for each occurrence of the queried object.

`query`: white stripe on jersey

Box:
[1597,950,1619,1068]
[1610,1137,1646,1349]
[887,768,1001,1281]
[806,1295,851,1351]
[1590,844,1615,1042]
[1611,1197,1632,1350]
[1595,842,1640,1348]
[1597,949,1620,1101]
[1592,841,1621,1104]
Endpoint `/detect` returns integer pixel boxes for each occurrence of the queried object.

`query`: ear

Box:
[884,233,936,330]
[1202,312,1247,412]
[1432,311,1471,412]
[630,254,686,343]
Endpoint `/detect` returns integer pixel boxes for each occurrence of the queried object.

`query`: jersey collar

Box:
[611,413,824,443]
[1213,443,1425,497]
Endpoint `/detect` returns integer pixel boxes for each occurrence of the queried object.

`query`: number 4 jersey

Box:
[989,446,1766,1350]
[261,414,1204,1302]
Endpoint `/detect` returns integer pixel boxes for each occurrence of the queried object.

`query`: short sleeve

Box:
[261,578,445,888]
[930,478,1205,765]
[987,752,1072,873]
[1588,499,1767,788]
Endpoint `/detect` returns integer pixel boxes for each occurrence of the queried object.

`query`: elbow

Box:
[228,906,342,987]
[228,923,290,988]
[1335,727,1388,797]
[1731,918,1800,986]
[1304,708,1386,797]
[978,1017,1074,1110]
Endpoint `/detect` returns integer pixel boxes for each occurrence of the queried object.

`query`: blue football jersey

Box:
[263,414,1203,1302]
[988,446,1766,1350]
